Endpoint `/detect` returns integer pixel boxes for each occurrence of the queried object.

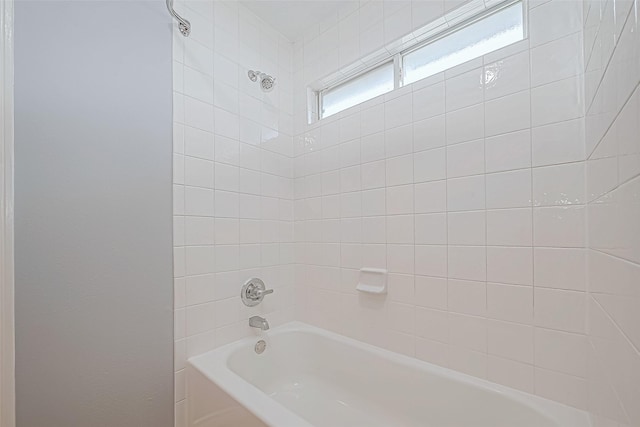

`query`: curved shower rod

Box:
[166,0,191,37]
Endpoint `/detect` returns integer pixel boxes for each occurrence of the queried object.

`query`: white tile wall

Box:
[292,0,592,411]
[171,0,640,423]
[172,1,294,425]
[583,0,640,425]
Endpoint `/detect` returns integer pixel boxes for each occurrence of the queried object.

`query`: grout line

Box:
[526,21,539,391]
[584,0,636,114]
[590,295,640,358]
[481,62,489,362]
[586,80,640,161]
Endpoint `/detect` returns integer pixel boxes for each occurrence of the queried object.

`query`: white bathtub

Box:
[187,322,590,427]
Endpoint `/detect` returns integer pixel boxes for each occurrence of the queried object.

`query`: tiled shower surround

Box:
[583,0,640,425]
[293,0,590,410]
[172,0,639,426]
[171,1,295,424]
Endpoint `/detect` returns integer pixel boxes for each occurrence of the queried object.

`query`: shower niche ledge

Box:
[356,268,387,294]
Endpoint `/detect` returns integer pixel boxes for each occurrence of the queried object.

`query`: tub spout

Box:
[249,316,270,331]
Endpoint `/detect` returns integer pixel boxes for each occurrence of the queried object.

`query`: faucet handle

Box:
[241,278,274,307]
[256,288,274,298]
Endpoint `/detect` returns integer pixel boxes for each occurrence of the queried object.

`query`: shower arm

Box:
[166,0,191,37]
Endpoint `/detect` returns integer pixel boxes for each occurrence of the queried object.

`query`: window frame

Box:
[315,0,526,121]
[318,59,399,120]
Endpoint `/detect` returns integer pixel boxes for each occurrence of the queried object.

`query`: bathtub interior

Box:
[188,363,269,427]
[223,328,580,427]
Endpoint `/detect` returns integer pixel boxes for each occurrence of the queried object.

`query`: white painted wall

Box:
[14,2,173,426]
[0,0,15,424]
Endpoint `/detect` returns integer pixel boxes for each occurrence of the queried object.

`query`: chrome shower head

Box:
[248,70,276,92]
[260,74,276,92]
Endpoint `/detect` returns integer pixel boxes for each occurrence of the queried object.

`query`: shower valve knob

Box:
[241,278,274,307]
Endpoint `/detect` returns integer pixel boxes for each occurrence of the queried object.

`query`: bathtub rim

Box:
[188,321,591,427]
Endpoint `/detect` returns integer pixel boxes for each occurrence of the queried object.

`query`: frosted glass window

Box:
[403,2,524,85]
[314,0,524,121]
[321,62,394,119]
